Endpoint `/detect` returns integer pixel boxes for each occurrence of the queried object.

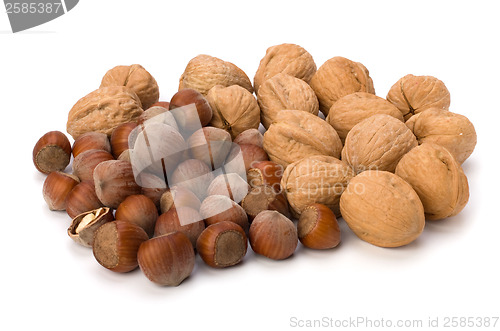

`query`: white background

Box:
[1,1,499,330]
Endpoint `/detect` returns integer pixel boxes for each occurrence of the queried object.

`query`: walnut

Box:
[178,55,253,96]
[405,108,476,164]
[395,143,469,220]
[67,86,143,139]
[263,110,342,168]
[206,85,260,139]
[257,73,319,129]
[281,155,355,217]
[253,43,316,93]
[100,64,159,110]
[386,74,450,121]
[340,170,425,247]
[326,92,403,142]
[309,57,375,116]
[341,114,417,173]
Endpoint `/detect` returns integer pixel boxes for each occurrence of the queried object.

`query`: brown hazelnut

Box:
[138,231,195,286]
[225,144,269,172]
[72,149,114,182]
[136,106,168,125]
[149,101,170,109]
[115,195,159,237]
[171,159,214,200]
[66,180,104,219]
[135,172,168,210]
[199,195,249,232]
[154,207,205,247]
[72,132,112,158]
[92,220,149,273]
[170,88,213,131]
[187,127,232,169]
[207,173,250,203]
[247,161,284,192]
[241,185,290,220]
[67,207,114,247]
[160,186,201,214]
[117,149,131,162]
[297,203,341,250]
[33,131,71,174]
[233,129,264,148]
[42,171,80,211]
[196,221,248,268]
[249,210,298,260]
[93,160,142,208]
[110,122,138,158]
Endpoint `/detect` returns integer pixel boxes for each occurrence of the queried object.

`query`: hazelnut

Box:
[178,54,254,96]
[110,122,138,158]
[405,108,477,164]
[340,170,425,248]
[66,180,104,219]
[187,127,232,169]
[325,92,404,143]
[310,56,375,116]
[160,186,201,214]
[386,74,450,121]
[117,149,131,162]
[115,195,159,237]
[33,131,71,174]
[297,203,341,250]
[233,129,264,148]
[100,64,159,110]
[72,149,114,182]
[135,172,168,210]
[199,195,249,232]
[149,101,170,109]
[42,171,80,211]
[136,106,169,125]
[206,85,260,139]
[254,43,316,93]
[249,210,298,260]
[247,161,284,192]
[395,143,469,220]
[170,159,214,200]
[263,109,342,168]
[241,185,290,220]
[196,221,248,268]
[225,144,269,172]
[138,231,195,286]
[207,173,250,203]
[154,207,205,247]
[170,88,213,131]
[67,207,114,247]
[92,220,149,273]
[257,73,319,129]
[72,132,112,158]
[93,160,142,208]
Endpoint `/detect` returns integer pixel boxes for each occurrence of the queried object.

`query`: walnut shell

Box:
[263,110,342,168]
[309,57,375,116]
[281,155,355,217]
[178,54,253,96]
[340,170,425,247]
[326,92,403,142]
[395,143,469,220]
[100,64,159,110]
[253,43,317,93]
[206,85,260,139]
[257,73,319,129]
[342,114,417,173]
[405,108,476,164]
[67,86,143,139]
[386,74,450,121]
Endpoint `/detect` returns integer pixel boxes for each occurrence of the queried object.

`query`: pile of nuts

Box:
[33,43,477,286]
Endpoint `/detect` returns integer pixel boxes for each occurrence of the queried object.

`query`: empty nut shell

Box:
[68,207,114,247]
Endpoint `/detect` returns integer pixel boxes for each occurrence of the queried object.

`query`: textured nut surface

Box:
[405,108,476,164]
[67,86,143,139]
[178,54,253,96]
[100,64,159,110]
[257,73,319,129]
[206,85,260,139]
[263,110,342,168]
[342,114,418,173]
[326,92,404,142]
[340,170,425,248]
[395,143,469,220]
[386,74,450,121]
[254,43,316,93]
[309,56,375,116]
[281,155,355,217]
